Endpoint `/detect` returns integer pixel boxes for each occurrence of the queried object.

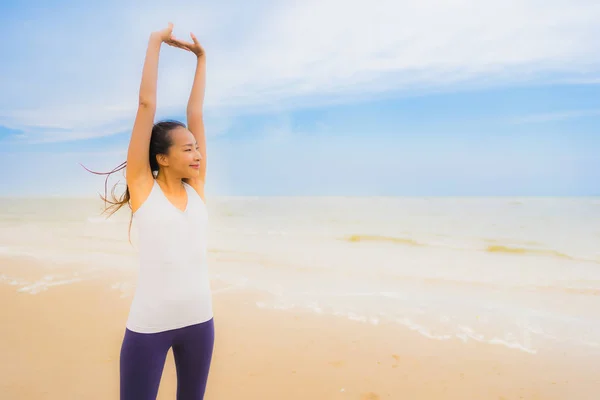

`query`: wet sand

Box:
[1,257,598,399]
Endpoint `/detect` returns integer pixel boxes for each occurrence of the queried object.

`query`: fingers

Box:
[162,28,201,54]
[165,37,192,51]
[172,36,195,48]
[167,41,189,51]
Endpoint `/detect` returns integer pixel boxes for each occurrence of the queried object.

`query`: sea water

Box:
[1,195,599,354]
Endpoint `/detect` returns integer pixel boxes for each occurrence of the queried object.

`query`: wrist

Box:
[149,32,164,43]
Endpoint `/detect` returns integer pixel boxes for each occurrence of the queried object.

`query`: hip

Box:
[126,291,213,334]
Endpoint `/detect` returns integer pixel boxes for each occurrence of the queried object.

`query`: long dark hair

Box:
[80,120,186,242]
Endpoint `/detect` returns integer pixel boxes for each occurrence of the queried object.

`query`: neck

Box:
[155,171,184,194]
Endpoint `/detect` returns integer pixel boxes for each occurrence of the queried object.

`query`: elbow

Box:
[139,97,156,109]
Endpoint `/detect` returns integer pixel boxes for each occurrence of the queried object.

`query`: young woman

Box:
[83,23,213,399]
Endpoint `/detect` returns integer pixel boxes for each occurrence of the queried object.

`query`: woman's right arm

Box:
[126,24,173,187]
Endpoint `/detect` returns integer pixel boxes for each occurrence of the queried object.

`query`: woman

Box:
[83,23,213,399]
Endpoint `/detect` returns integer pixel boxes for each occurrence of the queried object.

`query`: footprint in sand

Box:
[360,393,380,400]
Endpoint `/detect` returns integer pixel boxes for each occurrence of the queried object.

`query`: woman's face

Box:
[161,126,202,179]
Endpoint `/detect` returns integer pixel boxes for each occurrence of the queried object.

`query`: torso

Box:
[125,179,213,333]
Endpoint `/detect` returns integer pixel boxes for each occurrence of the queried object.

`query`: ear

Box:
[156,153,169,167]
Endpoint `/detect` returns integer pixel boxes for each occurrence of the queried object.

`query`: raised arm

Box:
[126,23,174,187]
[166,33,207,185]
[187,45,207,183]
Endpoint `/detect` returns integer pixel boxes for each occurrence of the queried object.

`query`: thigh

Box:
[172,319,215,400]
[120,328,171,400]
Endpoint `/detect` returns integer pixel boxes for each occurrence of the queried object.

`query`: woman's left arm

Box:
[166,32,208,189]
[187,52,207,183]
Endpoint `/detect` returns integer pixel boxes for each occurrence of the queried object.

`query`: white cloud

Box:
[2,0,600,142]
[510,109,600,123]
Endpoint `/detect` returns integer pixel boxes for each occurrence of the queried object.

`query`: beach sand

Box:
[2,256,598,400]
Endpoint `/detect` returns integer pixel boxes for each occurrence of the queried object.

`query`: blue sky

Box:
[1,0,599,197]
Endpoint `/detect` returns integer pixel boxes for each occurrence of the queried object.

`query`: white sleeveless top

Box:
[126,180,213,333]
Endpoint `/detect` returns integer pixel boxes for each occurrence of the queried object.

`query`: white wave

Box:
[254,299,541,353]
[394,316,454,341]
[457,325,537,354]
[0,274,28,286]
[110,281,134,298]
[0,246,42,260]
[17,275,83,294]
[486,338,537,354]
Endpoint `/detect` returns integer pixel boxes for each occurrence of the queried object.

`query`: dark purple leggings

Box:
[120,318,214,400]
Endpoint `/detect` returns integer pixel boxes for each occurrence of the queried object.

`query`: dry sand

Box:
[1,257,598,399]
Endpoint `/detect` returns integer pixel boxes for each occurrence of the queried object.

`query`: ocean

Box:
[1,195,599,355]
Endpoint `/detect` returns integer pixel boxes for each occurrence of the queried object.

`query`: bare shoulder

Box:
[127,169,155,214]
[184,177,206,203]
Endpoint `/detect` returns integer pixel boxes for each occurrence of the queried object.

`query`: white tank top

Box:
[126,179,213,333]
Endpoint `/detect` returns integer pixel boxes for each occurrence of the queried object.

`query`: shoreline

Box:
[2,260,599,399]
